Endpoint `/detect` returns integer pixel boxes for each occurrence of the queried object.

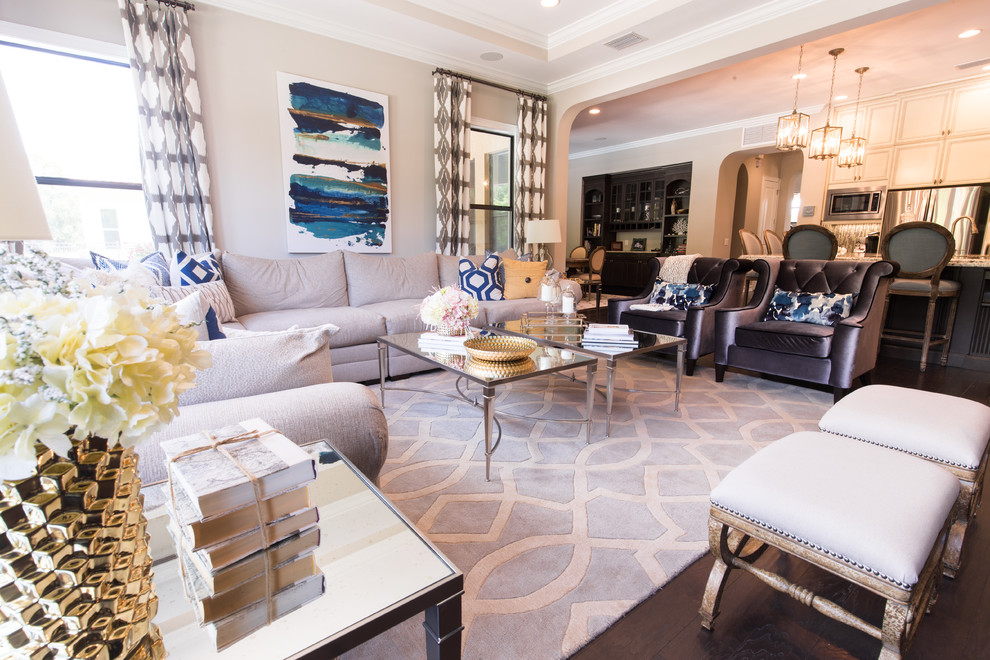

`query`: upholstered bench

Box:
[819,384,990,577]
[700,431,959,660]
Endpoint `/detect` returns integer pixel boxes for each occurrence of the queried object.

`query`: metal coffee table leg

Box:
[483,385,496,481]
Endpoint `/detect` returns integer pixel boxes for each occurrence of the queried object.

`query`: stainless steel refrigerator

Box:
[881,185,984,255]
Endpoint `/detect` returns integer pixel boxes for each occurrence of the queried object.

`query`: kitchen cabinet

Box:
[833,100,897,146]
[947,82,990,136]
[828,146,891,184]
[896,90,951,142]
[581,176,609,249]
[600,251,656,295]
[891,134,990,187]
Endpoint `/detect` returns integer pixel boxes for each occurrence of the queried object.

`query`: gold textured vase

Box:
[0,437,164,659]
[435,321,467,337]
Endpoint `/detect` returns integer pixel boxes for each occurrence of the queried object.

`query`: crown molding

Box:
[546,0,669,50]
[569,106,824,160]
[196,0,547,93]
[405,0,548,48]
[548,0,825,94]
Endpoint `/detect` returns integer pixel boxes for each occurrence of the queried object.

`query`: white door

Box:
[758,177,780,236]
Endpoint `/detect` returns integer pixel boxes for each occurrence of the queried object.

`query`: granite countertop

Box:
[740,254,990,268]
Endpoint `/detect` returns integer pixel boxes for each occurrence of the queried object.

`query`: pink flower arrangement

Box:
[419,285,480,331]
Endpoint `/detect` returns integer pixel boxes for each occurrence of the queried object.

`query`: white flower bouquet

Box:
[0,248,211,479]
[419,285,479,333]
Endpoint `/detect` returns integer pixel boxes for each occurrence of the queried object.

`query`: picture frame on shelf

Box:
[610,241,623,251]
[631,237,647,251]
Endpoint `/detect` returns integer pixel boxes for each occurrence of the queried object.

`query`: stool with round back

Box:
[879,221,960,372]
[763,229,784,255]
[782,224,838,260]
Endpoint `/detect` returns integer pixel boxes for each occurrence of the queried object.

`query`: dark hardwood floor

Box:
[573,354,990,660]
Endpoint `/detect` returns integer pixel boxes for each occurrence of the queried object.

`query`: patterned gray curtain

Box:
[433,73,472,256]
[119,0,213,256]
[515,95,548,258]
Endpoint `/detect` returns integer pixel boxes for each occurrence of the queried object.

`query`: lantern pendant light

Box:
[808,48,845,160]
[776,44,810,151]
[837,66,870,168]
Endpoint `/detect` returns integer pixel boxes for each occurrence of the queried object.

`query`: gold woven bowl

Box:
[465,356,536,379]
[463,336,537,362]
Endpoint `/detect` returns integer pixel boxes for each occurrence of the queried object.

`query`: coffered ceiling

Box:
[200,0,989,153]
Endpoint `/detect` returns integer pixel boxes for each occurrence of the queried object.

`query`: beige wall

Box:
[1,0,516,259]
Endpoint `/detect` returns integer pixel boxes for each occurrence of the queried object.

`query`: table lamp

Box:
[0,71,52,252]
[524,218,561,269]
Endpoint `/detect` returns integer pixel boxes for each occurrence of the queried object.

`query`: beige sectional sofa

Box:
[218,249,581,382]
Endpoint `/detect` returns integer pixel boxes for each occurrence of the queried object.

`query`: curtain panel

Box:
[515,95,548,258]
[119,0,214,257]
[433,73,472,256]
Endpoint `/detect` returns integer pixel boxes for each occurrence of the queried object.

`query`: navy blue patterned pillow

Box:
[459,255,504,301]
[763,287,855,326]
[90,251,171,286]
[171,250,222,285]
[648,281,713,309]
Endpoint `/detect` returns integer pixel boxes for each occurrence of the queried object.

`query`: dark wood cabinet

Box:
[600,251,657,295]
[580,162,692,256]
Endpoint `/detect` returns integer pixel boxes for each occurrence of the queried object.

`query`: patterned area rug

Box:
[342,357,831,659]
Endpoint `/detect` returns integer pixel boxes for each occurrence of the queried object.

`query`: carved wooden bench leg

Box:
[699,519,732,630]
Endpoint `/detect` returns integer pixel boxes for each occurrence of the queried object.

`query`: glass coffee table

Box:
[487,317,686,437]
[377,332,599,481]
[147,441,463,659]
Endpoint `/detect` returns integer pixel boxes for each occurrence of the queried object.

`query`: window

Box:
[0,40,151,259]
[468,127,513,253]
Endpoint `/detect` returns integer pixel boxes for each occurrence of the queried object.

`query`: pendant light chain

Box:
[850,67,867,137]
[791,44,804,111]
[824,49,840,122]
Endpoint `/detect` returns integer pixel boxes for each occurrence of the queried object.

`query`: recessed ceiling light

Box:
[588,107,601,115]
[480,51,503,62]
[958,28,982,38]
[792,73,807,80]
[984,64,990,71]
[834,95,849,101]
[541,0,560,7]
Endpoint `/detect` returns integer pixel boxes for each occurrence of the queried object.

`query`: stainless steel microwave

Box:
[824,186,886,221]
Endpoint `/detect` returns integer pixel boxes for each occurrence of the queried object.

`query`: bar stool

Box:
[879,221,960,372]
[782,225,838,260]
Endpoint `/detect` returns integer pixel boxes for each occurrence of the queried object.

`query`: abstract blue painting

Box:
[277,73,392,253]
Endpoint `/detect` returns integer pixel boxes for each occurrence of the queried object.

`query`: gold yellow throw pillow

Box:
[502,259,548,299]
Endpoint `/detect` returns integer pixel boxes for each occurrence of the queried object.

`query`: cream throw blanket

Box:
[629,253,702,311]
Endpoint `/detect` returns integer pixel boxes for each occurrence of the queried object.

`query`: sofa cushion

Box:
[649,281,713,309]
[235,306,386,348]
[360,299,426,335]
[344,251,439,307]
[220,251,348,316]
[91,250,171,286]
[171,250,223,285]
[763,287,854,326]
[438,249,517,286]
[735,320,834,358]
[619,307,686,337]
[459,254,504,301]
[155,280,237,324]
[503,259,547,299]
[179,323,338,406]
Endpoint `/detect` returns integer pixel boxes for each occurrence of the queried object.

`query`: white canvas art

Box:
[277,72,392,253]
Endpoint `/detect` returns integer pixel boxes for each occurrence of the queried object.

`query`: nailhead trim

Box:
[817,426,980,471]
[711,501,916,590]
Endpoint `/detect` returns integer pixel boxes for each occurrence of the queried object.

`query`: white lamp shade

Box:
[524,219,561,244]
[0,71,51,241]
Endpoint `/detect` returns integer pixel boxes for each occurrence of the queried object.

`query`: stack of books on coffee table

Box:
[161,419,324,650]
[417,330,474,354]
[581,323,639,353]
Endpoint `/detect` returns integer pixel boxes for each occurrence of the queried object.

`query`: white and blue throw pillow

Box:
[90,251,171,286]
[763,287,855,326]
[459,255,504,301]
[171,250,222,285]
[648,280,713,310]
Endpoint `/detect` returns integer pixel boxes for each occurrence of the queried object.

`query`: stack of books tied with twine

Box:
[417,330,474,355]
[0,438,163,660]
[160,419,324,651]
[581,323,639,354]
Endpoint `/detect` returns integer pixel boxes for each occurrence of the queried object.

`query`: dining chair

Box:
[569,245,588,260]
[738,229,765,256]
[782,225,838,260]
[575,246,606,310]
[763,229,784,255]
[879,221,960,372]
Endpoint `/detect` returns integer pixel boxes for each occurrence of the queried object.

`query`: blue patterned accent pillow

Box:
[763,287,855,326]
[459,255,504,301]
[90,251,171,286]
[171,250,222,285]
[648,280,713,309]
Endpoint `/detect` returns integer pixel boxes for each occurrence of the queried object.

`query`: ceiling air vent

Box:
[604,33,647,51]
[742,122,777,147]
[956,57,990,70]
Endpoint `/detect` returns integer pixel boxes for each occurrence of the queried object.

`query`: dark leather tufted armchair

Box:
[608,257,751,375]
[714,258,898,401]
